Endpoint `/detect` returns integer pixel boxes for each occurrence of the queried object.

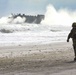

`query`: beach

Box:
[0,0,76,74]
[0,42,76,75]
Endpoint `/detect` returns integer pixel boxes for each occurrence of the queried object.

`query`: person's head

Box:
[72,22,76,28]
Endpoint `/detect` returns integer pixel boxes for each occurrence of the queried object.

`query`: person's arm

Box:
[67,33,71,42]
[67,29,73,42]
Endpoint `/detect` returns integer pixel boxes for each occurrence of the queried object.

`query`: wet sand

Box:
[0,42,76,75]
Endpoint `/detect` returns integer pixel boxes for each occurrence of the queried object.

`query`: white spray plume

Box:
[41,4,76,26]
[0,17,12,24]
[12,16,26,24]
[0,15,26,24]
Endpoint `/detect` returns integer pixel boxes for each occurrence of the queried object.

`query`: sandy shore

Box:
[0,42,76,75]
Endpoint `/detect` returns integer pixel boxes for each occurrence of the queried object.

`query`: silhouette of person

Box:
[67,22,76,61]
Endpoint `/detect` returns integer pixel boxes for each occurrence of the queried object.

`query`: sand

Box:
[0,42,76,75]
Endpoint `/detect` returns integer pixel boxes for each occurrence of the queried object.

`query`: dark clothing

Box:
[67,28,76,57]
[67,28,76,39]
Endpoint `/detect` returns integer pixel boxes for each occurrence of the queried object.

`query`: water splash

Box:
[41,4,76,26]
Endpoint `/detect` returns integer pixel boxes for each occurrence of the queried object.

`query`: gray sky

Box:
[0,0,76,17]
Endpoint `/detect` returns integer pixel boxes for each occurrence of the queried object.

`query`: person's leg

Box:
[73,45,76,61]
[72,39,76,61]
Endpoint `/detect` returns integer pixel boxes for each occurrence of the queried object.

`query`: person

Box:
[67,22,76,61]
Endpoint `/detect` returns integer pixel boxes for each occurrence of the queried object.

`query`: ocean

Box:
[0,17,71,46]
[1,4,76,46]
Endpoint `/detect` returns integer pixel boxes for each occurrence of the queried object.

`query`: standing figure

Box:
[67,22,76,61]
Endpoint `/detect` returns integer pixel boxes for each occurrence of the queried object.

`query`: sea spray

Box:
[41,4,76,26]
[0,15,26,24]
[0,16,12,24]
[12,16,26,24]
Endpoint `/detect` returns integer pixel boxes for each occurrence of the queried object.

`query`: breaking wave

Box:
[0,4,75,33]
[41,4,76,26]
[0,15,26,24]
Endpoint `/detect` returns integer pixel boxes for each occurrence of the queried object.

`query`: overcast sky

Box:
[0,0,76,16]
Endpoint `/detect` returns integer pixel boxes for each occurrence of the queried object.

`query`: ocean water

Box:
[0,21,71,46]
[1,4,76,46]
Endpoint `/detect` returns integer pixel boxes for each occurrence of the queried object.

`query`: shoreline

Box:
[0,42,76,75]
[0,42,72,57]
